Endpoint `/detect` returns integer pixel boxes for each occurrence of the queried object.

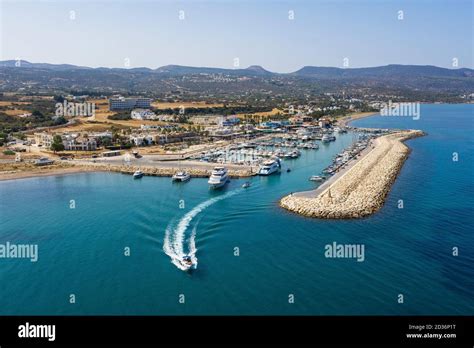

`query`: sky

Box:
[0,0,472,72]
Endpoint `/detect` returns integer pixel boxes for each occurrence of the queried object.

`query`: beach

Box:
[280,129,425,218]
[337,111,378,127]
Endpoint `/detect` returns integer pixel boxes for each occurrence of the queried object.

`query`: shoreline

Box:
[0,161,255,182]
[337,111,378,127]
[280,129,425,219]
[0,166,104,182]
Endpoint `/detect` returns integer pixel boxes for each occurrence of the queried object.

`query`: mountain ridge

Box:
[0,60,472,77]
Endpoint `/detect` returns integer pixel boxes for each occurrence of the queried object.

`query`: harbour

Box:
[1,104,472,315]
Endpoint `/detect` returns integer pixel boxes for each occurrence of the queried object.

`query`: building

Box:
[35,157,54,166]
[35,132,99,151]
[220,116,240,127]
[34,132,53,147]
[318,117,332,128]
[189,115,220,125]
[131,109,157,120]
[63,136,97,151]
[129,134,154,146]
[109,97,152,110]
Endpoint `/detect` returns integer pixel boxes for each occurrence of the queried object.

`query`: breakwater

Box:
[280,130,425,218]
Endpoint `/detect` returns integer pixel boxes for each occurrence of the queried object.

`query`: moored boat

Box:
[208,166,229,189]
[133,170,144,179]
[172,171,191,182]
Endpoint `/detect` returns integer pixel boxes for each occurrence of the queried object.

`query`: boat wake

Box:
[163,190,238,271]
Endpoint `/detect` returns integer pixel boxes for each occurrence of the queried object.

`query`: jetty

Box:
[280,130,425,219]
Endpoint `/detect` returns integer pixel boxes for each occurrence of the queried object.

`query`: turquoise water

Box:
[0,104,473,315]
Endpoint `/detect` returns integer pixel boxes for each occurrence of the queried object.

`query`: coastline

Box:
[0,161,254,182]
[280,129,425,219]
[337,111,378,127]
[0,165,105,182]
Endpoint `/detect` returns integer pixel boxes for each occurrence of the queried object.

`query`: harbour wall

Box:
[280,130,425,219]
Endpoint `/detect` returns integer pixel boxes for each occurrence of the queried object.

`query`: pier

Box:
[280,130,425,219]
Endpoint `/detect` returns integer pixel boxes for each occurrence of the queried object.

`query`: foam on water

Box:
[163,189,239,271]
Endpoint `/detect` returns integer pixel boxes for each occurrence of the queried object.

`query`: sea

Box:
[0,104,472,315]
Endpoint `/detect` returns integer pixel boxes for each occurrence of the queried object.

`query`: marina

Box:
[0,104,472,316]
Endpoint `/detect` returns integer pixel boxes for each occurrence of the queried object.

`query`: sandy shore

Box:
[337,112,378,127]
[280,130,425,219]
[0,165,103,181]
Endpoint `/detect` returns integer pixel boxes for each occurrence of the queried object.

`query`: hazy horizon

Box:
[1,0,472,72]
[1,59,473,72]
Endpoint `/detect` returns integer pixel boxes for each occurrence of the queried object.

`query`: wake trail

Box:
[163,189,239,270]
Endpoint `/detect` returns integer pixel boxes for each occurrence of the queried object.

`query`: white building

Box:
[109,97,152,110]
[131,109,157,120]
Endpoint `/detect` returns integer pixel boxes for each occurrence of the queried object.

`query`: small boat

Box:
[182,255,193,266]
[133,170,144,179]
[242,182,251,188]
[172,171,191,182]
[309,175,325,182]
[180,255,195,271]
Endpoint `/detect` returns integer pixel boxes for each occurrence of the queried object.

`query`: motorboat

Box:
[322,134,336,143]
[258,158,281,176]
[309,175,325,182]
[180,255,195,270]
[242,181,251,188]
[208,166,229,189]
[172,171,191,182]
[133,170,144,179]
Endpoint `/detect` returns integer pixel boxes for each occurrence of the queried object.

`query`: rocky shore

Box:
[280,130,425,219]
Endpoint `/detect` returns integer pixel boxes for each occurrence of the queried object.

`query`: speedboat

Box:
[258,158,281,176]
[172,171,191,182]
[242,181,251,188]
[208,167,229,189]
[180,255,195,270]
[309,175,325,182]
[133,170,144,179]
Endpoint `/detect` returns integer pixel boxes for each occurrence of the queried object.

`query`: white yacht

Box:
[172,171,191,182]
[309,175,325,182]
[258,158,281,176]
[322,134,336,143]
[133,170,144,179]
[208,167,229,189]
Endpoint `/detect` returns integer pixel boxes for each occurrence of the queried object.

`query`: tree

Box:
[50,135,64,153]
[100,137,112,147]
